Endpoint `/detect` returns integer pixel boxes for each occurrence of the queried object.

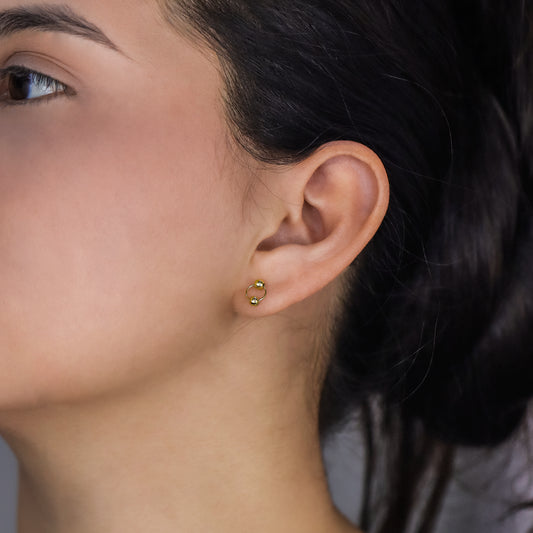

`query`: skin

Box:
[0,1,389,532]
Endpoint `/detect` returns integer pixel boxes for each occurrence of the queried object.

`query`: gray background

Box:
[0,418,532,533]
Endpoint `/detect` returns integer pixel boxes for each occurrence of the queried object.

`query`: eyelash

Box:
[0,65,74,107]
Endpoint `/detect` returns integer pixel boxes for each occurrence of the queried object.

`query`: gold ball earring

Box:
[246,280,267,306]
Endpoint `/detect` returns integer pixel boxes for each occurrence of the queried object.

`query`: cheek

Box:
[0,96,241,408]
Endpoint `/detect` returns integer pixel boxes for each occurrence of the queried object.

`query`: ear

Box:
[233,140,389,316]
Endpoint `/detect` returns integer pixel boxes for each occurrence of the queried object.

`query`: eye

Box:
[0,65,73,107]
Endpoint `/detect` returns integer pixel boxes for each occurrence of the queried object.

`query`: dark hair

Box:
[161,1,533,531]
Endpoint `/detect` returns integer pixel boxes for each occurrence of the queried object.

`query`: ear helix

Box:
[246,280,267,306]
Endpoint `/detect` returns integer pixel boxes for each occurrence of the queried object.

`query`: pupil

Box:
[8,73,31,100]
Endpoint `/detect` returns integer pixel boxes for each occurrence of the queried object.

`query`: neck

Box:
[0,347,359,533]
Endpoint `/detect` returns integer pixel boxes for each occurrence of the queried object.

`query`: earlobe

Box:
[234,140,389,317]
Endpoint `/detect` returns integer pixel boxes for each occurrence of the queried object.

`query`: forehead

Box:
[0,0,163,26]
[0,0,194,63]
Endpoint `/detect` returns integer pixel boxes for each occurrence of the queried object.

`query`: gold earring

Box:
[246,280,267,306]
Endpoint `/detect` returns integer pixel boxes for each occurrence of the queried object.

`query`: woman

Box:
[0,0,530,532]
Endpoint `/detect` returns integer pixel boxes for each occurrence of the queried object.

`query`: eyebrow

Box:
[0,4,121,53]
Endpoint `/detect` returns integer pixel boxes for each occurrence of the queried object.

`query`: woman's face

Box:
[0,0,249,409]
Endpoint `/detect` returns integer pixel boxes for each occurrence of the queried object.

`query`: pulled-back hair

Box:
[159,1,533,531]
